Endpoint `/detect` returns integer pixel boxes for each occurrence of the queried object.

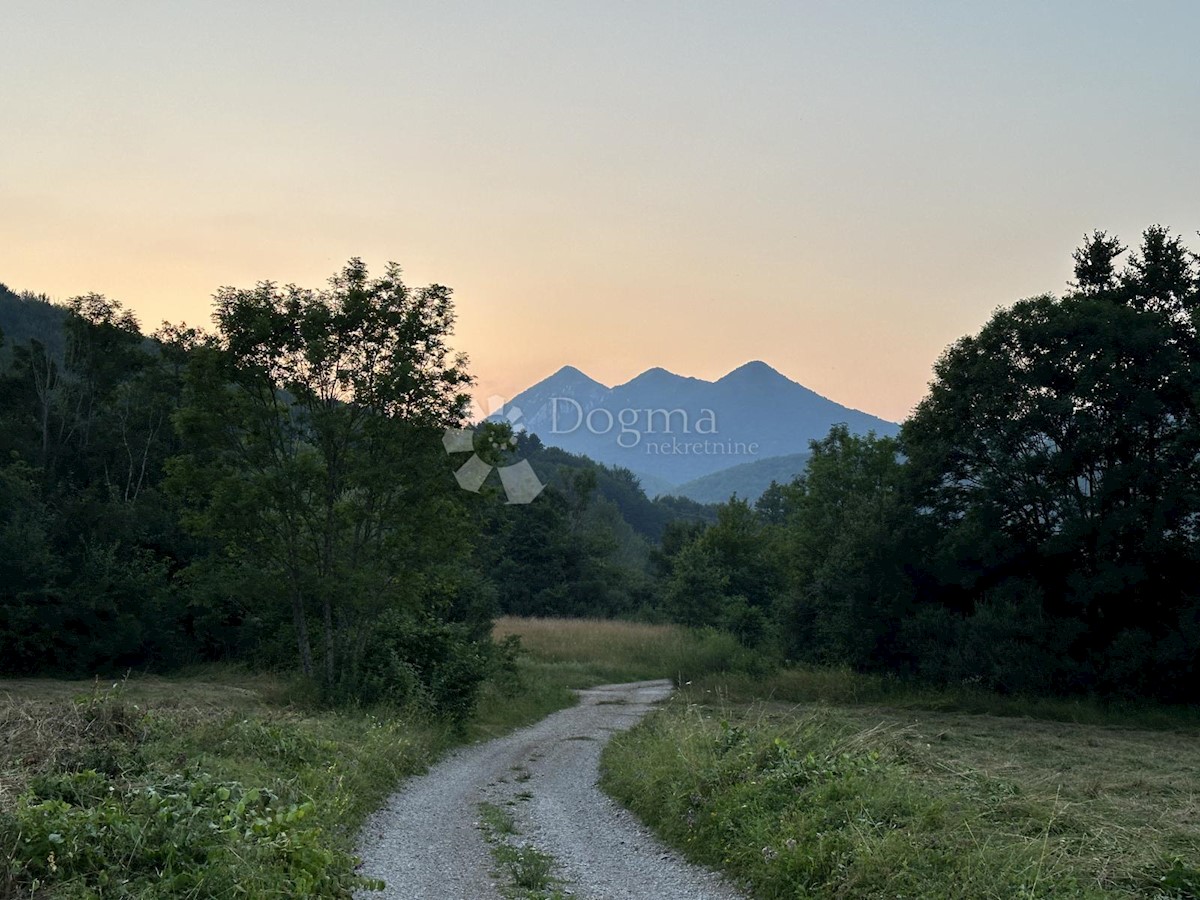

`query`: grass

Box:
[702,666,1200,732]
[493,615,764,686]
[477,802,570,899]
[596,684,1200,898]
[0,618,733,899]
[492,616,1200,898]
[10,618,1193,898]
[0,654,591,899]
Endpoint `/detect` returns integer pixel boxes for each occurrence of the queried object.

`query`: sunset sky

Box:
[3,1,1198,422]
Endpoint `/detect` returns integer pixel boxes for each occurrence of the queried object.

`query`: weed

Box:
[479,801,518,836]
[476,801,571,899]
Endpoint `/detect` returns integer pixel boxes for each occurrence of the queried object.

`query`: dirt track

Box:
[355,679,745,899]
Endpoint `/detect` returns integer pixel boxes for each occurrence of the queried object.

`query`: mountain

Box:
[667,451,812,504]
[500,361,897,486]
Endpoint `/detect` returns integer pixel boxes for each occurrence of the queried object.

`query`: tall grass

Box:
[493,616,764,686]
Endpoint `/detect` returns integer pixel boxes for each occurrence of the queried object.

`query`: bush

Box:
[348,611,496,720]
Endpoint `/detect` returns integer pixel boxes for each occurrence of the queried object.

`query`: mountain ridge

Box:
[501,361,897,485]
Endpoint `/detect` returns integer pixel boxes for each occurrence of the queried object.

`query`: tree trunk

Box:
[292,588,315,678]
[323,596,335,688]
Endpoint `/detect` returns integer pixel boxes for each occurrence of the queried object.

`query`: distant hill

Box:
[667,451,812,504]
[0,283,66,364]
[515,435,716,539]
[500,361,897,486]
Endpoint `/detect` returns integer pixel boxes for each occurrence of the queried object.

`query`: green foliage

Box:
[0,660,594,900]
[168,259,477,686]
[645,226,1200,704]
[662,499,781,645]
[2,770,380,897]
[902,226,1200,698]
[349,611,497,720]
[483,463,651,619]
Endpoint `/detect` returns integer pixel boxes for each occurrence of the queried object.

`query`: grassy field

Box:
[0,618,743,898]
[7,619,1197,898]
[0,655,588,899]
[493,615,760,686]
[496,617,1200,899]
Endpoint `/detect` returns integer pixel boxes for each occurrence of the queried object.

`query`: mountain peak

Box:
[718,360,790,384]
[616,366,695,389]
[545,365,607,388]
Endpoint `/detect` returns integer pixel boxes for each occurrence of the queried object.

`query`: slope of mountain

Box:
[501,361,896,485]
[667,451,812,504]
[0,284,66,364]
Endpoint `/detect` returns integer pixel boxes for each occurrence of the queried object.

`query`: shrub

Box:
[348,611,496,720]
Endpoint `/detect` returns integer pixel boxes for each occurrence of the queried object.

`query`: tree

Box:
[662,498,780,644]
[902,227,1200,695]
[170,259,474,688]
[770,426,911,665]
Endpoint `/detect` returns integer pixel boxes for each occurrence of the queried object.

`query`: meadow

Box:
[500,617,1200,899]
[0,619,741,897]
[4,618,1198,898]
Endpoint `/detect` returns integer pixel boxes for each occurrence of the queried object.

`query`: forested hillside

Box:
[0,283,65,366]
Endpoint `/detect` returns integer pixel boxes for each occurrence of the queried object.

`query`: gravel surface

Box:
[356,679,746,899]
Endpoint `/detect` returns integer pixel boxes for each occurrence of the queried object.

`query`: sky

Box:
[2,1,1198,422]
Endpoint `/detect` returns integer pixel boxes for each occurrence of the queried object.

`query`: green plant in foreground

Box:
[477,802,571,899]
[3,769,384,897]
[0,662,583,900]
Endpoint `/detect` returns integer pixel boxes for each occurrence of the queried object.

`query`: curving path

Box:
[355,679,746,899]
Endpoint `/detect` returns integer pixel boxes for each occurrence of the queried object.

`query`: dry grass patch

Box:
[0,672,284,808]
[831,704,1200,890]
[493,616,761,685]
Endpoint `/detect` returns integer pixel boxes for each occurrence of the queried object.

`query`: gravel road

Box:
[356,679,746,899]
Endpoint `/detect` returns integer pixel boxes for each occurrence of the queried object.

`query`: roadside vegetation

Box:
[0,619,758,898]
[0,659,582,899]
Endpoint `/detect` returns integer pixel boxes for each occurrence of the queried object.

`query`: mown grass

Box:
[600,672,1200,897]
[702,666,1200,732]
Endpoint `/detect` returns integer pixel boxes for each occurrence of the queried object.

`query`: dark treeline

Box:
[657,227,1200,701]
[0,264,697,716]
[3,226,1198,706]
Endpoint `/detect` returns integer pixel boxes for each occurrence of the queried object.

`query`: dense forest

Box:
[0,264,708,717]
[2,226,1198,707]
